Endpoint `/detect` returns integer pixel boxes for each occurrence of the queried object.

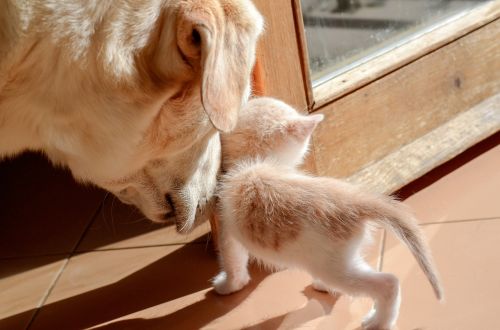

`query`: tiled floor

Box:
[1,139,499,330]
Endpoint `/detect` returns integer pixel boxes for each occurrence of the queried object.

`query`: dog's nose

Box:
[164,194,176,220]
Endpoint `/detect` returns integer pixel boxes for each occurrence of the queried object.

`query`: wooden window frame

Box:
[252,0,500,193]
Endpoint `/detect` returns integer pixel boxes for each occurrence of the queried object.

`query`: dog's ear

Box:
[177,4,256,132]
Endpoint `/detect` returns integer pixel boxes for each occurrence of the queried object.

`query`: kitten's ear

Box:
[287,114,324,139]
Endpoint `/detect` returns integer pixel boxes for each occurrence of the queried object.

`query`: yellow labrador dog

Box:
[0,0,263,232]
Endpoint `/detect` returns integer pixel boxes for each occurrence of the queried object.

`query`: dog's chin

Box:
[174,205,210,234]
[175,218,195,234]
[148,213,176,224]
[143,198,211,234]
[145,211,195,234]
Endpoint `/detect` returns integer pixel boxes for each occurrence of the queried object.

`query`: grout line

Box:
[0,252,69,261]
[25,193,108,329]
[71,193,110,253]
[377,230,387,272]
[419,216,500,226]
[26,257,70,330]
[0,239,208,260]
[22,194,212,328]
[373,217,498,271]
[70,192,211,254]
[1,194,110,262]
[75,240,207,253]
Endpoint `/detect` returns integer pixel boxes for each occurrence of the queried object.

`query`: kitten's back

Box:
[220,161,363,248]
[220,161,443,300]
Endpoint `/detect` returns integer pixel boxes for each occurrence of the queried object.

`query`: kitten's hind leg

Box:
[359,271,400,330]
[213,231,250,295]
[319,265,401,330]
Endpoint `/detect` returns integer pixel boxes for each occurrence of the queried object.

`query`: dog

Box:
[0,0,263,232]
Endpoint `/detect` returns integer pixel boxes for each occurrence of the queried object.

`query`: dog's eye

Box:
[177,22,203,62]
[165,194,176,218]
[191,29,201,47]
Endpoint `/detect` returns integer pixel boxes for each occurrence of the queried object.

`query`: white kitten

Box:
[214,97,443,330]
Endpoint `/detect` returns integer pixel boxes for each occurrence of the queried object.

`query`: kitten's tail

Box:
[366,196,444,301]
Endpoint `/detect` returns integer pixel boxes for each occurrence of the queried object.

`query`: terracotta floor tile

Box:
[31,231,383,330]
[0,256,67,330]
[206,230,383,330]
[30,244,219,330]
[404,144,500,223]
[382,219,500,329]
[0,153,106,258]
[76,195,211,252]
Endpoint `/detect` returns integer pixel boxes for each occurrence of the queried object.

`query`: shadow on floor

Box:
[0,152,206,276]
[1,243,251,329]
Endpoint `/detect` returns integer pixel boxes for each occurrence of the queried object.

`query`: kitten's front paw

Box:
[362,322,391,330]
[362,309,392,330]
[212,271,250,295]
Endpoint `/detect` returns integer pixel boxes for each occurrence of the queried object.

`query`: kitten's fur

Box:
[215,97,443,330]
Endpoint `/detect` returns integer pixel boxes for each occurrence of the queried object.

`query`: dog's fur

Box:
[0,0,263,231]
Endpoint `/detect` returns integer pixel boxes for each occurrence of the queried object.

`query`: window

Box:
[302,0,492,84]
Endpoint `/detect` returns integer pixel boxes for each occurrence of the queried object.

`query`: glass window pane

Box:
[301,0,493,86]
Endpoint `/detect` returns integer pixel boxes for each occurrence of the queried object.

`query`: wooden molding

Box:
[312,19,500,179]
[291,0,314,110]
[347,94,500,194]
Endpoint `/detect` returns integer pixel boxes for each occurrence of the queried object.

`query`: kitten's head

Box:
[221,97,323,169]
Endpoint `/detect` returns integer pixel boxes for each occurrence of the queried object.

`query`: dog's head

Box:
[41,0,264,232]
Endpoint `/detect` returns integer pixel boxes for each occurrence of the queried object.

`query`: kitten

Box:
[214,97,443,330]
[220,97,323,171]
